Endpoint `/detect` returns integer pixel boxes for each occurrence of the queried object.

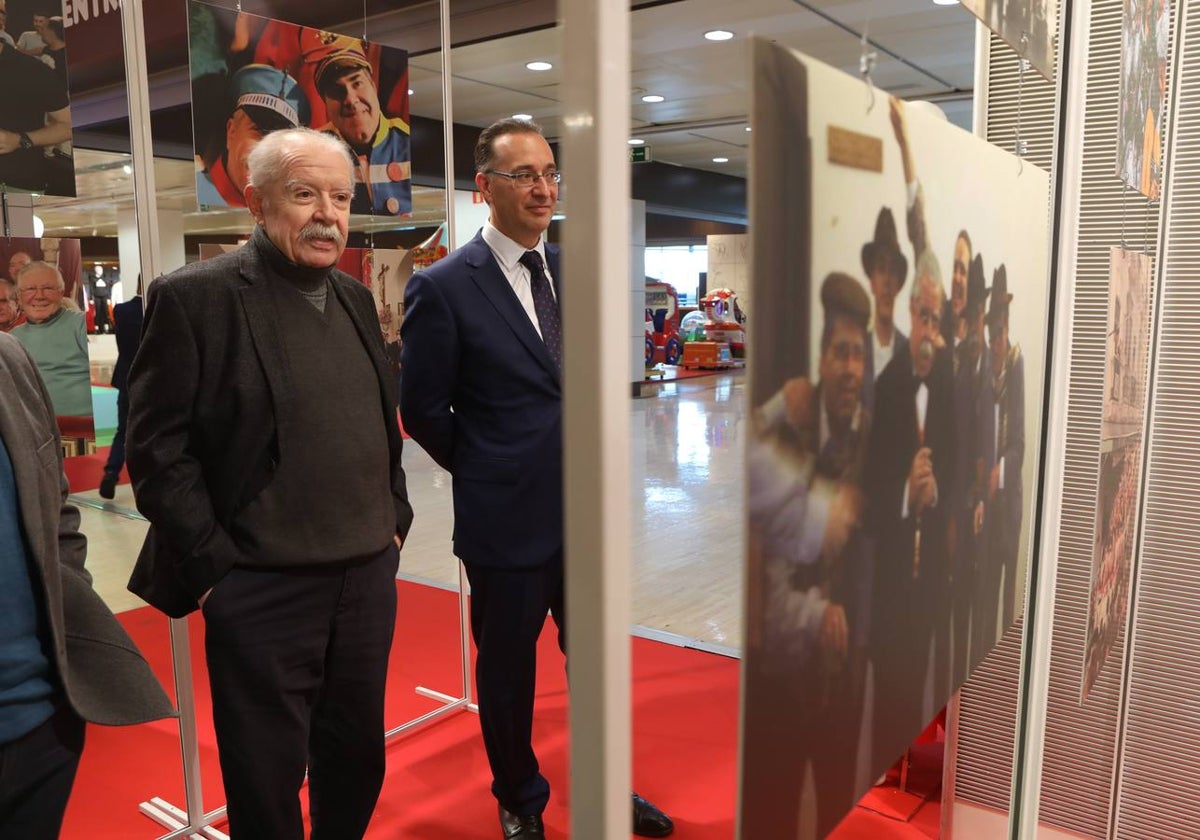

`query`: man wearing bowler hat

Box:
[951,254,994,682]
[313,38,412,217]
[197,64,310,208]
[744,271,874,838]
[861,208,910,418]
[982,265,1024,648]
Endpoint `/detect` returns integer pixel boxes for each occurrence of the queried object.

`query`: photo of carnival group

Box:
[0,0,75,195]
[1082,247,1151,700]
[1117,0,1170,199]
[743,42,1051,839]
[188,0,411,215]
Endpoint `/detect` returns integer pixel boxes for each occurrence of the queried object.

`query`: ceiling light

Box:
[712,156,729,163]
[122,164,132,174]
[33,215,44,238]
[641,94,665,103]
[513,113,533,120]
[526,60,553,71]
[932,0,958,5]
[704,29,734,41]
[628,138,646,146]
[408,88,414,95]
[745,126,752,132]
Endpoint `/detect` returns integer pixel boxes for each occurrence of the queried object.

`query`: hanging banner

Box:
[0,0,76,196]
[1082,247,1152,700]
[959,0,1057,80]
[1117,0,1170,199]
[742,40,1052,838]
[187,0,411,216]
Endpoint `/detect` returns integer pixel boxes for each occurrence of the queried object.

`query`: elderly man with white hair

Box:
[126,127,413,839]
[11,262,90,419]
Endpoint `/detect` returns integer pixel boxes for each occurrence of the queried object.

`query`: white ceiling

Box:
[36,0,980,238]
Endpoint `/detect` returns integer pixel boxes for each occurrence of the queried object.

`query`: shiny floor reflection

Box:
[75,372,747,651]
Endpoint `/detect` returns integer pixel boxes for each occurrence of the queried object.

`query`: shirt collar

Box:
[483,220,547,273]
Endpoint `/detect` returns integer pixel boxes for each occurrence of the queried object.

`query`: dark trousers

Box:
[0,705,86,840]
[464,558,565,817]
[103,388,128,479]
[202,544,399,839]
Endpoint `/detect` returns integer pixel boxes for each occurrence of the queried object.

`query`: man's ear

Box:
[245,184,265,224]
[474,171,491,205]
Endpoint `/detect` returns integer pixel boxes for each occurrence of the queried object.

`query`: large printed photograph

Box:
[188,0,411,215]
[1,237,93,444]
[960,0,1057,80]
[743,41,1051,838]
[0,0,75,195]
[1081,248,1151,700]
[1116,0,1170,200]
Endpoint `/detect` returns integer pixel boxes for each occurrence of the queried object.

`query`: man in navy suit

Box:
[99,286,142,500]
[400,118,673,840]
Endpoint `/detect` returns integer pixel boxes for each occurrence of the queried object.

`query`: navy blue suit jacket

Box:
[400,231,563,570]
[109,295,143,391]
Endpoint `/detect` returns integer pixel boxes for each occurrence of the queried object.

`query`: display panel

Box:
[0,0,76,196]
[960,0,1057,80]
[1116,0,1170,199]
[188,0,411,216]
[1082,247,1151,700]
[743,40,1052,838]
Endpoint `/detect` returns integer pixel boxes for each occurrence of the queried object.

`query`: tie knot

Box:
[519,250,544,275]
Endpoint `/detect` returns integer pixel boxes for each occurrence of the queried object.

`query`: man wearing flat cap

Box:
[982,265,1024,650]
[744,271,874,838]
[861,207,910,417]
[951,254,994,683]
[313,38,412,216]
[197,64,310,208]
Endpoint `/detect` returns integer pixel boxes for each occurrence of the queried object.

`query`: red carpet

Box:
[62,581,940,838]
[63,446,129,494]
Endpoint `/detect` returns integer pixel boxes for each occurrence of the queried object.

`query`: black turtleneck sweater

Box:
[229,227,395,565]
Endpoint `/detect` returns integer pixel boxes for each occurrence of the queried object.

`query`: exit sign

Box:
[630,145,653,163]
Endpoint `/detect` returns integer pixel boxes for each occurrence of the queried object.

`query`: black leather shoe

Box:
[98,474,116,500]
[632,792,674,837]
[499,804,545,839]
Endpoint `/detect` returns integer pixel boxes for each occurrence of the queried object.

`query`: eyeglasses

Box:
[20,286,61,297]
[486,169,562,188]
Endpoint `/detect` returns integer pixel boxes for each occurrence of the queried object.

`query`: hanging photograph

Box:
[0,0,75,196]
[2,237,93,443]
[187,0,411,215]
[743,40,1052,838]
[959,0,1057,80]
[1116,0,1170,200]
[1081,248,1152,701]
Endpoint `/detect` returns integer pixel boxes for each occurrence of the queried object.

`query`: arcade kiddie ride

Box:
[681,287,746,369]
[645,280,686,365]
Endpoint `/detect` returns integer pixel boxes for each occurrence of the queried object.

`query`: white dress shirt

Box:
[481,221,556,340]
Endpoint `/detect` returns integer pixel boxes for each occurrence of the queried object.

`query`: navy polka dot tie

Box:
[519,250,562,373]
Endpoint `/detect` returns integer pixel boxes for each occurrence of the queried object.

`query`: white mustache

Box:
[299,223,345,246]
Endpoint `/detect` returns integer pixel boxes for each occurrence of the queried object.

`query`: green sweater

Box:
[12,308,93,417]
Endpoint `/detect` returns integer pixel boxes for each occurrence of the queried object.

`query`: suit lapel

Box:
[236,243,295,436]
[466,234,560,382]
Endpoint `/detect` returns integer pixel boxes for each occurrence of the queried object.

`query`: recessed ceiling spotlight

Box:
[641,94,665,103]
[123,164,132,174]
[712,156,729,163]
[513,113,533,120]
[526,60,553,71]
[704,29,734,41]
[745,125,752,132]
[408,88,414,95]
[628,138,646,146]
[932,0,958,5]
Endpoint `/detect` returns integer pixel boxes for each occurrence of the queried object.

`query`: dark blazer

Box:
[864,345,956,620]
[0,333,173,725]
[126,239,414,618]
[109,295,143,391]
[400,231,562,569]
